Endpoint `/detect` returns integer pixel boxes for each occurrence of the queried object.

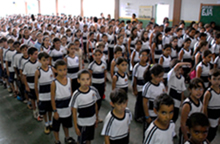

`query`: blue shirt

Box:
[34,41,42,51]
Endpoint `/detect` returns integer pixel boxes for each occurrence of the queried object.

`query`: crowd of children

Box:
[0,13,220,144]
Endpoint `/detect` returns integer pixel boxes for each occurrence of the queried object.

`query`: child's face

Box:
[44,38,50,45]
[22,48,28,55]
[61,38,67,44]
[30,51,38,60]
[38,34,43,41]
[154,104,174,126]
[177,30,182,36]
[117,61,127,73]
[118,36,124,43]
[112,101,128,113]
[77,73,91,88]
[54,41,61,49]
[172,39,178,47]
[90,34,94,40]
[204,54,212,63]
[184,41,191,48]
[136,42,142,50]
[163,47,171,56]
[189,126,209,144]
[68,46,75,54]
[190,83,204,99]
[210,75,220,87]
[56,65,67,78]
[189,30,196,37]
[8,43,13,48]
[158,35,162,41]
[93,52,102,62]
[39,57,49,67]
[75,42,80,48]
[152,72,164,84]
[139,52,148,62]
[143,32,148,38]
[102,36,108,42]
[115,51,122,58]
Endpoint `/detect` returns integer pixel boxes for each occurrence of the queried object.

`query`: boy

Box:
[211,33,220,60]
[162,27,172,46]
[23,47,41,119]
[110,47,122,78]
[69,69,100,144]
[34,52,54,134]
[101,88,132,144]
[176,28,184,49]
[132,49,150,122]
[143,93,175,144]
[51,60,76,144]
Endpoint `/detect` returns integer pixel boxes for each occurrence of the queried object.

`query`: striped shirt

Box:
[66,55,80,79]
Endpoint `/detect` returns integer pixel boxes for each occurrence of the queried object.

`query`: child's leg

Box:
[207,126,218,142]
[134,92,144,121]
[172,107,179,123]
[62,126,69,138]
[53,117,61,142]
[53,131,59,142]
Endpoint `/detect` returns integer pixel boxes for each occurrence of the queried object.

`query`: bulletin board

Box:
[139,6,153,18]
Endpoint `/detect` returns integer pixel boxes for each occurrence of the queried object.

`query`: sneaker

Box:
[9,94,13,97]
[55,141,61,144]
[44,126,50,134]
[23,99,28,104]
[33,111,38,119]
[64,137,76,144]
[37,115,43,122]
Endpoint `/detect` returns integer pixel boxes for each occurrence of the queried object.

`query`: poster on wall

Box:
[139,6,153,18]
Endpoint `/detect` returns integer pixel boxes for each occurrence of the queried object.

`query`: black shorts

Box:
[77,124,95,144]
[38,100,53,115]
[8,72,15,83]
[27,89,37,100]
[52,115,72,132]
[3,68,8,78]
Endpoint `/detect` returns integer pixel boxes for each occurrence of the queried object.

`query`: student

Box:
[40,36,51,53]
[64,43,80,92]
[167,59,191,123]
[193,33,207,52]
[211,33,220,60]
[74,39,84,69]
[110,47,122,78]
[187,28,197,52]
[49,38,63,66]
[143,93,175,144]
[69,69,100,144]
[82,25,89,56]
[60,36,68,55]
[34,52,54,134]
[203,69,220,142]
[23,47,41,119]
[185,113,210,144]
[0,39,3,84]
[66,29,73,44]
[149,24,159,46]
[196,50,212,88]
[114,34,126,57]
[130,40,142,72]
[193,41,208,66]
[162,27,172,46]
[34,32,43,51]
[112,57,128,92]
[5,40,17,97]
[170,36,179,59]
[127,27,138,55]
[106,25,116,65]
[159,44,172,87]
[178,38,192,82]
[180,78,204,143]
[141,30,150,50]
[151,32,163,64]
[132,49,150,122]
[27,30,37,47]
[87,32,96,62]
[51,60,76,144]
[101,88,132,144]
[88,49,107,112]
[175,28,184,48]
[21,29,30,44]
[142,64,165,132]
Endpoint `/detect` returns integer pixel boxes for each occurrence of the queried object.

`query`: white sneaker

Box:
[33,110,38,119]
[23,100,28,104]
[9,94,13,97]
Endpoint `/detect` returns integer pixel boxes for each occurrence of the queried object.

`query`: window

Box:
[58,0,80,16]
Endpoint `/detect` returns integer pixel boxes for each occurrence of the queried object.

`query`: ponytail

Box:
[143,64,164,83]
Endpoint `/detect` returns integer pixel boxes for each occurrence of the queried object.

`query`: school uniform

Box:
[37,66,54,115]
[27,39,37,47]
[159,54,171,86]
[171,47,178,59]
[142,40,150,50]
[60,44,68,55]
[21,37,31,44]
[114,72,129,93]
[206,87,220,142]
[130,50,139,71]
[154,44,163,63]
[101,109,132,144]
[177,35,184,48]
[82,31,89,55]
[4,49,16,83]
[87,40,96,62]
[69,86,100,144]
[129,36,138,53]
[211,43,220,58]
[179,48,192,81]
[107,32,116,67]
[114,44,126,55]
[41,45,51,53]
[143,121,175,144]
[162,34,171,46]
[2,47,8,78]
[103,42,109,60]
[133,63,149,120]
[184,140,209,144]
[167,68,186,122]
[53,77,72,132]
[214,56,220,69]
[196,62,211,88]
[49,48,63,66]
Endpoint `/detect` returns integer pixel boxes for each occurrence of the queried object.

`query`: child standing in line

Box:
[51,60,76,144]
[167,59,191,123]
[34,52,54,134]
[88,49,107,113]
[74,39,84,69]
[40,36,51,53]
[130,40,142,72]
[151,32,163,64]
[115,34,126,57]
[69,69,100,144]
[203,69,220,142]
[64,43,80,92]
[170,37,179,59]
[143,93,175,144]
[49,38,63,67]
[87,32,96,62]
[132,49,150,122]
[23,47,41,120]
[112,57,128,93]
[60,36,68,56]
[110,47,122,78]
[184,113,210,144]
[101,88,132,144]
[34,32,43,51]
[180,78,204,144]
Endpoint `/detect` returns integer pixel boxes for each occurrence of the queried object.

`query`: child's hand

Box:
[25,86,30,92]
[133,90,138,96]
[95,119,99,128]
[146,117,152,124]
[54,112,59,120]
[186,63,192,68]
[75,127,81,136]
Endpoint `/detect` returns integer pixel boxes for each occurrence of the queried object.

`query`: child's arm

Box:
[173,62,191,72]
[149,32,154,46]
[104,136,110,144]
[181,92,185,105]
[180,103,190,141]
[130,51,135,68]
[86,42,90,59]
[143,98,152,123]
[151,43,156,64]
[132,76,138,96]
[196,66,202,78]
[195,53,200,66]
[0,49,3,70]
[127,38,131,55]
[95,102,99,128]
[112,75,117,90]
[34,69,40,103]
[178,49,184,61]
[51,81,59,120]
[203,90,211,116]
[158,56,163,65]
[63,56,67,63]
[23,75,30,92]
[110,60,115,78]
[5,60,9,77]
[72,107,81,136]
[49,56,52,66]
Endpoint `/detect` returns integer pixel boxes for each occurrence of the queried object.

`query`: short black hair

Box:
[28,47,38,55]
[139,49,150,56]
[116,57,127,65]
[110,88,128,104]
[203,49,212,58]
[154,93,174,111]
[13,41,21,47]
[199,32,207,38]
[189,78,204,90]
[176,28,183,32]
[210,69,220,77]
[187,112,209,129]
[114,46,122,54]
[54,59,66,69]
[93,48,102,55]
[163,44,171,50]
[77,69,91,79]
[38,52,49,60]
[7,39,14,44]
[165,27,171,33]
[20,44,28,50]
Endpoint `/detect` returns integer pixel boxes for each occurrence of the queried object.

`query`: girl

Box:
[64,43,80,92]
[187,28,197,52]
[130,40,142,71]
[203,69,220,142]
[141,30,150,50]
[89,25,97,41]
[193,41,208,66]
[185,113,210,144]
[41,36,51,53]
[196,50,212,88]
[107,25,116,66]
[142,64,165,133]
[60,36,68,55]
[170,37,178,59]
[49,38,63,66]
[159,44,172,87]
[151,32,163,64]
[180,78,204,144]
[118,28,127,47]
[21,29,30,44]
[58,27,65,38]
[112,57,128,93]
[86,32,96,62]
[11,28,18,41]
[115,34,126,56]
[34,32,43,51]
[178,38,192,82]
[74,39,84,69]
[65,29,73,44]
[127,27,138,56]
[73,29,82,48]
